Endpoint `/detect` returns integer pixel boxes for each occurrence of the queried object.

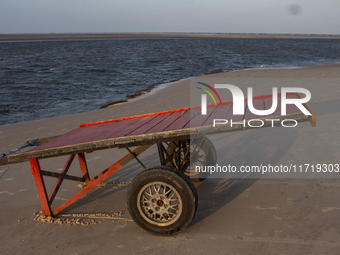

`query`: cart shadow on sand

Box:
[191,126,297,225]
[191,99,339,226]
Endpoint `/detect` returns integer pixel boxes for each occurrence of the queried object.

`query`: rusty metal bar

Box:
[126,147,146,169]
[52,145,151,216]
[182,139,190,162]
[180,161,190,172]
[40,170,84,182]
[157,143,166,165]
[29,158,53,216]
[175,140,181,169]
[49,154,76,205]
[77,153,90,182]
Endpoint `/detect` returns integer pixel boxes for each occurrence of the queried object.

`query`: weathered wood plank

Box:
[244,98,265,120]
[0,92,315,166]
[30,125,107,151]
[225,101,247,122]
[144,111,184,133]
[128,113,172,136]
[264,96,281,117]
[163,109,193,131]
[27,135,61,146]
[4,112,310,165]
[92,115,158,140]
[202,103,232,126]
[285,93,302,114]
[183,106,216,128]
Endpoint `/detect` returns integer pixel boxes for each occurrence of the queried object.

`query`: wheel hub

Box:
[137,182,182,226]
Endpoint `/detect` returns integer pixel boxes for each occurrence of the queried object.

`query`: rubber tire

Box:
[166,136,217,182]
[126,165,198,236]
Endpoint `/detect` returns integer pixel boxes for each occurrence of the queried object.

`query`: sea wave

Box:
[1,38,340,125]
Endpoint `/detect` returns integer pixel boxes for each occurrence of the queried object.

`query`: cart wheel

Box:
[166,136,217,182]
[126,165,197,236]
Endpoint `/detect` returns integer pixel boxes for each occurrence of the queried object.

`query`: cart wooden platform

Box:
[0,92,315,235]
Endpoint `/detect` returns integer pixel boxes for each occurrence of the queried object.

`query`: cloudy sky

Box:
[1,0,339,34]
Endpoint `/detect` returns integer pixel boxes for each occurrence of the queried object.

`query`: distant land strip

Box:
[1,33,340,41]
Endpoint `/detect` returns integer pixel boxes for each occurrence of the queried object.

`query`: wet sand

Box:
[0,63,340,254]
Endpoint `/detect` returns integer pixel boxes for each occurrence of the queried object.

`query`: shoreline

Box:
[98,62,337,109]
[1,32,340,42]
[0,62,339,126]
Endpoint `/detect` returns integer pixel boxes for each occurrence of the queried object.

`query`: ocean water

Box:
[0,38,339,126]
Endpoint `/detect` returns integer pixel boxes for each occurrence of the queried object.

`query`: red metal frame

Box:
[29,146,150,217]
[48,154,76,206]
[30,157,53,216]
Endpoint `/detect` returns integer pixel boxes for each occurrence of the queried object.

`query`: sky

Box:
[0,0,339,34]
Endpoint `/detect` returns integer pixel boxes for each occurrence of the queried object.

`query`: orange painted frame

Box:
[29,146,146,217]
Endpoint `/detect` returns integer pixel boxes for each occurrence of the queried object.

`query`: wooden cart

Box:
[0,93,315,235]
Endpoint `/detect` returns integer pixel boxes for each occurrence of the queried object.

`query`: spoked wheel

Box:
[126,165,197,235]
[165,136,217,182]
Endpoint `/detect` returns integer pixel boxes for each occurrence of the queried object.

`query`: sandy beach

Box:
[0,63,340,254]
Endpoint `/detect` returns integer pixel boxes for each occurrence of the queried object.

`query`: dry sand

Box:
[0,63,340,254]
